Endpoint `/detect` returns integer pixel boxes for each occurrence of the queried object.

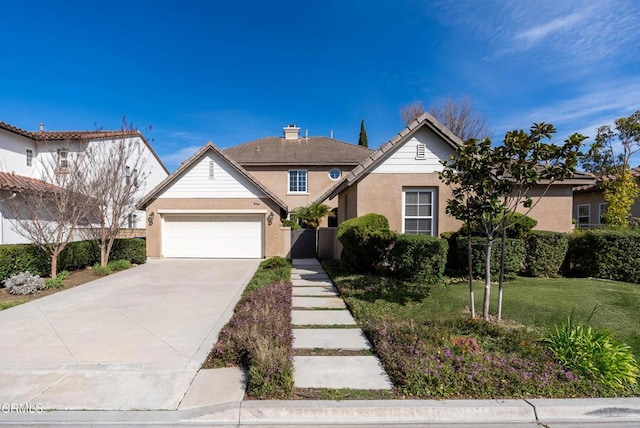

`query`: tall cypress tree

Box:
[358,120,368,147]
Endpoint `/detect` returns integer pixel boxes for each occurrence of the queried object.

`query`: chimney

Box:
[39,123,44,133]
[283,124,300,140]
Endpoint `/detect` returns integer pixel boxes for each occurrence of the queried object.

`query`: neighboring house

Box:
[137,142,289,259]
[0,121,168,244]
[318,113,595,236]
[572,167,640,227]
[224,125,373,226]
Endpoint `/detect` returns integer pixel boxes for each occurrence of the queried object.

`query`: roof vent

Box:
[283,124,300,140]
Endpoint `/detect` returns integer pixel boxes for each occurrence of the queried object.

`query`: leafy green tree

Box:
[291,202,334,229]
[440,124,585,320]
[582,110,640,228]
[358,120,368,147]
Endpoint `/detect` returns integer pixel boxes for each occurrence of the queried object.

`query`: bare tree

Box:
[400,101,425,125]
[80,125,149,267]
[4,148,94,278]
[401,96,489,142]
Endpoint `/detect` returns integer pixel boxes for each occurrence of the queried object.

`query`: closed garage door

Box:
[163,215,263,258]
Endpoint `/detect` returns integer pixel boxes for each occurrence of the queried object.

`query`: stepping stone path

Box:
[291,259,392,390]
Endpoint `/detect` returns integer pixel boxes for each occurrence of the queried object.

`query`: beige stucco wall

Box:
[244,166,346,210]
[519,184,575,232]
[144,197,285,258]
[573,190,640,225]
[336,175,576,235]
[336,184,358,224]
[352,173,462,235]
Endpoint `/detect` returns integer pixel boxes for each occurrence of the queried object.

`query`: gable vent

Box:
[415,143,426,160]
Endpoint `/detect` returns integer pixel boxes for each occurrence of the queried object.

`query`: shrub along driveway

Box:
[0,258,259,410]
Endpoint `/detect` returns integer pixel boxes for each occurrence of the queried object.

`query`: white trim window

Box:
[599,203,608,225]
[57,148,69,169]
[403,188,434,235]
[577,204,590,225]
[288,169,307,193]
[26,148,33,166]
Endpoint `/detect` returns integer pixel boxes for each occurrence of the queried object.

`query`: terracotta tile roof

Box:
[137,142,288,212]
[573,166,640,193]
[223,136,373,166]
[0,172,60,193]
[33,130,141,141]
[0,121,33,138]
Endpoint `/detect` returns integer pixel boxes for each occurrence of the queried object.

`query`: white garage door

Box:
[163,215,263,258]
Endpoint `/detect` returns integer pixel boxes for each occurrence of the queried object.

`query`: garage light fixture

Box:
[147,212,155,226]
[267,211,274,225]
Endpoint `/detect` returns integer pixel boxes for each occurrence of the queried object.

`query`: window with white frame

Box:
[403,189,434,235]
[288,169,307,193]
[599,203,608,225]
[57,148,69,169]
[26,149,33,166]
[577,204,590,225]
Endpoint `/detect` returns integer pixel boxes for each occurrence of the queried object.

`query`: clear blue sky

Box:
[1,0,638,171]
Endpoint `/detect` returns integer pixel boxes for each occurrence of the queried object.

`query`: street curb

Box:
[2,398,640,426]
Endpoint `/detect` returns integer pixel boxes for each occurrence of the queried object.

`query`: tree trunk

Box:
[497,226,506,321]
[101,244,108,267]
[467,229,475,318]
[51,253,58,279]
[482,239,493,319]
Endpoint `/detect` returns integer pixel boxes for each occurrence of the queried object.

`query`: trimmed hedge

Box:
[0,238,146,282]
[524,231,569,277]
[0,244,49,280]
[337,213,395,273]
[389,234,448,284]
[453,236,526,280]
[564,230,640,283]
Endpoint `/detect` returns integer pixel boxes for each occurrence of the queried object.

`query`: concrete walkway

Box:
[0,259,259,411]
[290,259,392,390]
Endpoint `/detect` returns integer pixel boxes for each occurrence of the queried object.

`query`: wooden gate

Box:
[291,229,317,259]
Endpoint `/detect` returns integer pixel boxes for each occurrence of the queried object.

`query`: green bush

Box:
[108,259,132,271]
[545,315,639,390]
[281,219,301,230]
[524,231,569,277]
[389,234,448,284]
[564,230,640,283]
[459,212,537,239]
[455,236,526,280]
[59,240,98,271]
[0,244,49,281]
[92,264,112,277]
[109,239,146,264]
[337,213,394,273]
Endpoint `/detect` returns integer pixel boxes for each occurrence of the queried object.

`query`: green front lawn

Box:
[324,261,640,398]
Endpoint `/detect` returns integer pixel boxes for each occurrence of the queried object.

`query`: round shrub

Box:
[4,272,45,295]
[337,213,394,273]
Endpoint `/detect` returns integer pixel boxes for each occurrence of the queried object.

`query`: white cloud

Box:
[515,12,585,45]
[161,145,201,171]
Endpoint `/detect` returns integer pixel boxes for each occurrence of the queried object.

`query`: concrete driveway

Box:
[0,259,259,411]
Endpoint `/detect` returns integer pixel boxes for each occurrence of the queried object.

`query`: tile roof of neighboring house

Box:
[317,112,464,203]
[223,136,374,166]
[0,121,169,175]
[0,172,60,193]
[573,166,640,193]
[137,142,288,212]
